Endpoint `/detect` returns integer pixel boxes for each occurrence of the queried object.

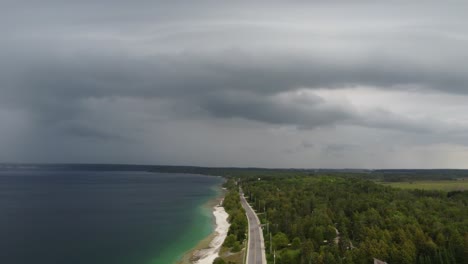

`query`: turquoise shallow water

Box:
[0,169,223,264]
[154,186,221,264]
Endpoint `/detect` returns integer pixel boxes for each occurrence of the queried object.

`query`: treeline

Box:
[241,176,467,264]
[221,179,248,252]
[151,166,312,178]
[147,166,468,182]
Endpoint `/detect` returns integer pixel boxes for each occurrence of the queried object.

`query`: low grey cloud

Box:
[322,144,360,158]
[58,121,126,141]
[1,0,468,167]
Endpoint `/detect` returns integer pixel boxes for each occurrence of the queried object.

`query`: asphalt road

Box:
[240,190,267,264]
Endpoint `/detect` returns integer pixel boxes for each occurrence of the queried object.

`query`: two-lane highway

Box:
[240,190,267,264]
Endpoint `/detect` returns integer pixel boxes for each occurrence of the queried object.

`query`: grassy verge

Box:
[379,178,468,191]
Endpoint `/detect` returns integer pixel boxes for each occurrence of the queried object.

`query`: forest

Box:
[240,176,467,264]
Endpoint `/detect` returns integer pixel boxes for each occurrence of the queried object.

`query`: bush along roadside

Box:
[216,179,248,264]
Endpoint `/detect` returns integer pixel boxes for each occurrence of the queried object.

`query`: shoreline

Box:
[177,187,230,264]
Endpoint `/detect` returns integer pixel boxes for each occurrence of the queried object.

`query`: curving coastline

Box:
[178,197,230,264]
[193,203,230,264]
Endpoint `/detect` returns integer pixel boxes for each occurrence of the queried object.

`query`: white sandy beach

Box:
[192,202,230,264]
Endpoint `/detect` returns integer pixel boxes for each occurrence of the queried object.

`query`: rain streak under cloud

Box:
[1,0,468,168]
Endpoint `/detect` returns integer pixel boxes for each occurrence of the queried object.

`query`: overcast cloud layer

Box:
[1,1,468,168]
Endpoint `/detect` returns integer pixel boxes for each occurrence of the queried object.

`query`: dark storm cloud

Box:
[2,48,463,133]
[1,0,468,166]
[5,46,468,100]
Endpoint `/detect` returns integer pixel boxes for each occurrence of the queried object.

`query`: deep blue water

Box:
[0,170,223,264]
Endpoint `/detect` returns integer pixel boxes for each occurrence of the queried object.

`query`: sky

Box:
[1,0,468,168]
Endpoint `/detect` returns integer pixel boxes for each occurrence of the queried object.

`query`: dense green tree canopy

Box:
[241,176,467,264]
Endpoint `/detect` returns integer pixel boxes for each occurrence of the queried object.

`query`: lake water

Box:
[0,169,223,264]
